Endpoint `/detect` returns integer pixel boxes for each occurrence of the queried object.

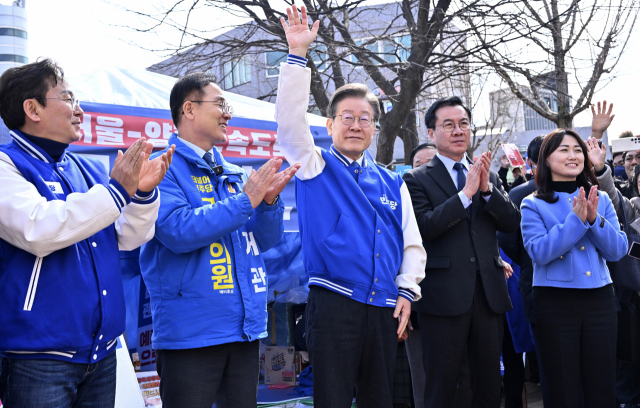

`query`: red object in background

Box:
[502,143,526,167]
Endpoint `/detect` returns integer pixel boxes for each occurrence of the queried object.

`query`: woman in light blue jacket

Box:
[521,129,628,408]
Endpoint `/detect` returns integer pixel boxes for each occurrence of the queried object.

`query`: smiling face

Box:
[31,81,84,144]
[546,134,585,181]
[327,97,376,161]
[190,83,231,146]
[428,105,470,162]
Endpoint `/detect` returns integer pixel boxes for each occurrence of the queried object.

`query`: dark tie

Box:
[453,162,466,192]
[203,152,216,168]
[349,161,361,182]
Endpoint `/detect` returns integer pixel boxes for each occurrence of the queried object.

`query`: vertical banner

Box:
[137,279,156,372]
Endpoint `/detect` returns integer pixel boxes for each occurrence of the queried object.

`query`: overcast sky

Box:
[25,0,640,140]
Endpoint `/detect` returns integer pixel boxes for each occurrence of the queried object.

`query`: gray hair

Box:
[327,83,381,122]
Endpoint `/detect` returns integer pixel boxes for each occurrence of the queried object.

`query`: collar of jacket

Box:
[329,144,368,168]
[169,133,243,177]
[9,129,67,164]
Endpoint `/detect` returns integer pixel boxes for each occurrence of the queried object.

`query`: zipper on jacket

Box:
[23,256,43,311]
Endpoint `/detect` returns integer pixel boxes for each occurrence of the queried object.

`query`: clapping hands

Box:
[572,186,599,224]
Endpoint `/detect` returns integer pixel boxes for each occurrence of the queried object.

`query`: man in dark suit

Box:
[403,96,520,408]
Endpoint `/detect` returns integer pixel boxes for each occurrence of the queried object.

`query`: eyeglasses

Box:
[34,97,81,110]
[435,120,472,133]
[190,100,234,117]
[335,113,372,128]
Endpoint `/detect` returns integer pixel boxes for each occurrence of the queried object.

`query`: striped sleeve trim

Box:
[287,54,308,68]
[398,288,415,302]
[107,179,131,212]
[132,188,158,205]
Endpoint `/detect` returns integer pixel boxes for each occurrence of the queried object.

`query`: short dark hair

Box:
[409,142,437,167]
[612,151,623,160]
[534,129,598,204]
[620,130,634,139]
[328,83,380,122]
[424,96,472,130]
[527,135,545,165]
[0,58,65,130]
[170,72,217,128]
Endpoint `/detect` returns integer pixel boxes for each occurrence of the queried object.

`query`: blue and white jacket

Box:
[0,130,159,363]
[275,58,426,307]
[139,134,284,350]
[521,188,628,288]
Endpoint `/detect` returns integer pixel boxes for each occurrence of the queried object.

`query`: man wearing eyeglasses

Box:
[139,72,300,408]
[276,7,426,407]
[0,59,174,407]
[402,97,520,407]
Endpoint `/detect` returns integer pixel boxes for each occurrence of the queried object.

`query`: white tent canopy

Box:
[70,65,328,127]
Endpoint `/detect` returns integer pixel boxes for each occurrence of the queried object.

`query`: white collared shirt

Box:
[177,136,214,159]
[436,152,489,208]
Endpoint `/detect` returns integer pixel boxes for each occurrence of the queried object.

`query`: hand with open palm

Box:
[280,6,320,58]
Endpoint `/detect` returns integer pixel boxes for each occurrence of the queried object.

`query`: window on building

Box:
[383,35,411,63]
[0,28,27,39]
[497,95,511,117]
[223,56,251,89]
[352,39,380,64]
[310,44,327,71]
[0,54,27,63]
[266,51,287,76]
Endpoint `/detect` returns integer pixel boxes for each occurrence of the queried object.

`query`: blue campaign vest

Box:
[296,147,404,307]
[139,135,284,350]
[0,132,125,363]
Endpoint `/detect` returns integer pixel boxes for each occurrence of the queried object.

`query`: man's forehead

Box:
[48,81,73,96]
[435,105,468,122]
[204,83,224,99]
[337,97,374,114]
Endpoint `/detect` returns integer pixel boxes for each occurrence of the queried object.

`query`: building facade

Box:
[147,1,471,163]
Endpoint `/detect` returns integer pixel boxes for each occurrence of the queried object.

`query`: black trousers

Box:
[534,289,617,408]
[155,340,259,408]
[419,277,504,408]
[502,317,525,408]
[305,286,398,408]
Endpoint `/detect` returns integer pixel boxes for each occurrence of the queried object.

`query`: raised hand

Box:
[243,158,278,208]
[500,155,509,169]
[110,138,148,198]
[586,185,599,225]
[264,162,301,205]
[280,5,320,58]
[462,159,483,200]
[590,101,615,139]
[138,144,175,193]
[572,187,587,223]
[479,152,492,192]
[585,138,606,172]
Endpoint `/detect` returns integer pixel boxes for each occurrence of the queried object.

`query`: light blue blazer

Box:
[521,189,628,288]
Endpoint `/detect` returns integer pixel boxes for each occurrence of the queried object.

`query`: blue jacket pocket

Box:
[546,253,574,282]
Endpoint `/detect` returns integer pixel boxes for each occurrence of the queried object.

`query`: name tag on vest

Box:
[45,181,63,194]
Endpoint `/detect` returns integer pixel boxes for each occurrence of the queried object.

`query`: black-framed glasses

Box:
[190,99,234,117]
[436,120,472,132]
[336,113,372,128]
[33,97,81,110]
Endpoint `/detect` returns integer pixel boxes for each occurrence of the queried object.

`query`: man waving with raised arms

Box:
[276,7,426,408]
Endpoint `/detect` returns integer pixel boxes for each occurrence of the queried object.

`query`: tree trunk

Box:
[402,111,419,165]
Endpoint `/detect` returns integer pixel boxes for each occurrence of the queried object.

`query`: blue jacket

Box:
[521,189,627,288]
[296,148,409,307]
[0,130,159,363]
[140,134,284,350]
